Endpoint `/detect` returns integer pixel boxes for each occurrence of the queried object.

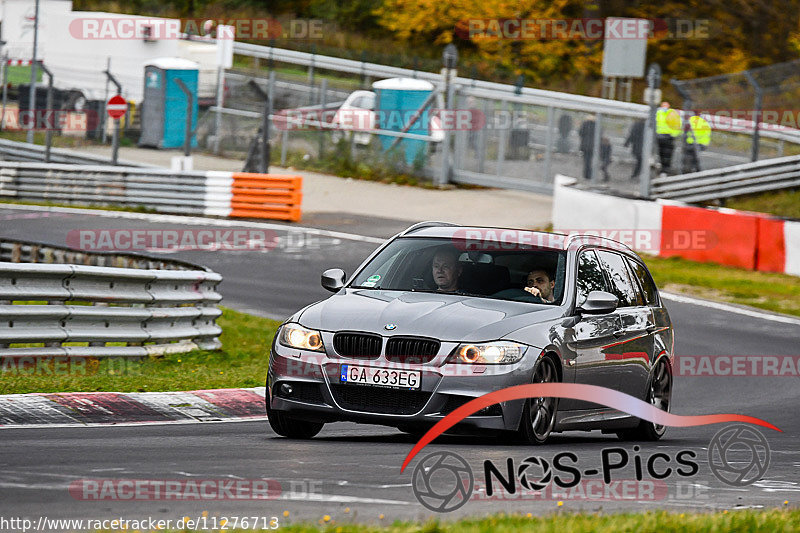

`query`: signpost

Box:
[107,94,126,165]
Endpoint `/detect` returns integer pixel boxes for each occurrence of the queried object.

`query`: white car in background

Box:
[330,90,445,146]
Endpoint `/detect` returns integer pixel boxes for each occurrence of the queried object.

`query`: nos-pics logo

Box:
[411,424,770,512]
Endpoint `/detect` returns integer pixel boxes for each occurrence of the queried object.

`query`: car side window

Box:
[623,259,646,306]
[596,251,638,307]
[628,258,659,306]
[576,250,607,306]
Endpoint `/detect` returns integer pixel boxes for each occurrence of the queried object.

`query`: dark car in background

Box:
[266,222,674,444]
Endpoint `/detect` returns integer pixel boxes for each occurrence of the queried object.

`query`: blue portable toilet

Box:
[372,78,435,165]
[139,58,199,149]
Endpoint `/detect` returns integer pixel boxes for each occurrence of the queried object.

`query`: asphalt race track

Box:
[1,205,798,525]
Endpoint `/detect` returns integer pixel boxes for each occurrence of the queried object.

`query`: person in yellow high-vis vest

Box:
[655,101,681,174]
[683,111,711,173]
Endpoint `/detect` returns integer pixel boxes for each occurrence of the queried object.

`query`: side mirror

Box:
[321,268,346,292]
[577,290,618,315]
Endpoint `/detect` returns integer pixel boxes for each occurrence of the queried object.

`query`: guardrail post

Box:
[359,51,367,89]
[103,69,122,165]
[478,98,488,173]
[26,0,40,144]
[308,44,316,106]
[437,44,458,187]
[640,64,661,197]
[544,106,555,183]
[214,64,224,154]
[495,100,508,178]
[0,53,7,131]
[744,70,763,162]
[39,63,54,163]
[318,78,327,158]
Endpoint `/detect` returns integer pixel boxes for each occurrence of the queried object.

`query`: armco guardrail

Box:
[0,239,222,358]
[0,138,152,167]
[651,154,800,202]
[0,162,302,221]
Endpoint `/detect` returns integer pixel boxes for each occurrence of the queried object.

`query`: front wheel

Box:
[516,356,559,445]
[617,358,672,441]
[266,398,324,439]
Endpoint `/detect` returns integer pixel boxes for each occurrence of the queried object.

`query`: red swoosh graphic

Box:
[400,383,781,472]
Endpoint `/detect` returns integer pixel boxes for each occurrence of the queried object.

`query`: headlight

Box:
[279,323,325,352]
[449,341,525,364]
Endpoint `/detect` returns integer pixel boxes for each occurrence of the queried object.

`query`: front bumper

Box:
[267,336,539,433]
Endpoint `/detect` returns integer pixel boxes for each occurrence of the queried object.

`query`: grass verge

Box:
[641,254,800,317]
[158,509,799,532]
[0,307,280,394]
[721,188,800,219]
[0,198,156,213]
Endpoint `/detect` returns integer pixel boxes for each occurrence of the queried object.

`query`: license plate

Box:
[340,364,421,390]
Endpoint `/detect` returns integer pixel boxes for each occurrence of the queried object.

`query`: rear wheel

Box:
[266,397,324,439]
[617,358,672,441]
[517,356,559,445]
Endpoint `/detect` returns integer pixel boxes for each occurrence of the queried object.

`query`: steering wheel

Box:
[491,288,546,303]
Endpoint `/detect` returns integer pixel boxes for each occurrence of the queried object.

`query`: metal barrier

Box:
[0,239,222,358]
[0,162,303,221]
[651,154,800,202]
[0,138,151,167]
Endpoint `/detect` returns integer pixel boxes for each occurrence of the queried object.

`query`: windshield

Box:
[349,237,566,304]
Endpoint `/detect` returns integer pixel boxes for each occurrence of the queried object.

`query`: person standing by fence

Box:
[656,101,681,175]
[579,114,596,180]
[683,110,711,173]
[624,119,645,180]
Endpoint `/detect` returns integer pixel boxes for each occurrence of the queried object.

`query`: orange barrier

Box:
[230,173,302,221]
[756,217,787,273]
[660,205,759,269]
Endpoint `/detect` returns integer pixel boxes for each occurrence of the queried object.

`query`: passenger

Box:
[431,246,462,293]
[524,269,555,303]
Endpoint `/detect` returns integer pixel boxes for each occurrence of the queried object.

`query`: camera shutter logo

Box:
[411,451,473,512]
[517,456,553,491]
[708,424,770,486]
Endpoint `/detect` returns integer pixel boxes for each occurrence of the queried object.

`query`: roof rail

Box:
[400,221,459,235]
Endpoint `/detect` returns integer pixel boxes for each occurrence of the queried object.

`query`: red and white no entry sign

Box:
[107,95,127,119]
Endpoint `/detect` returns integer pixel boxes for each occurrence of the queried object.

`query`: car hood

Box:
[297,289,563,342]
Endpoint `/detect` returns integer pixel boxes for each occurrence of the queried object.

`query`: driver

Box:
[524,269,555,303]
[431,246,462,293]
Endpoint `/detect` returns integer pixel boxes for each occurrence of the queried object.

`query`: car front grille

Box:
[330,384,431,415]
[385,337,440,364]
[333,332,382,359]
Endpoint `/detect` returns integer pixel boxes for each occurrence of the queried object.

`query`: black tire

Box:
[516,356,559,445]
[617,358,672,441]
[266,398,324,439]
